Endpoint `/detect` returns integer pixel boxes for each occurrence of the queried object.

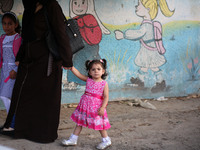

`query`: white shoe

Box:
[96,138,111,149]
[61,138,77,146]
[61,134,78,146]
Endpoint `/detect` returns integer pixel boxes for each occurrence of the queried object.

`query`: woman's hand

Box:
[9,70,17,79]
[98,107,105,116]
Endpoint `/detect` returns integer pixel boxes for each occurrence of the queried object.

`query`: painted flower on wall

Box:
[187,62,192,69]
[187,58,199,80]
[194,57,198,64]
[182,41,200,81]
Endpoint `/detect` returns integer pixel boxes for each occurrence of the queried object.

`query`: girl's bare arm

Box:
[70,66,88,82]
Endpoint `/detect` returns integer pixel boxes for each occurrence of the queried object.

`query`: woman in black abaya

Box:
[1,0,73,143]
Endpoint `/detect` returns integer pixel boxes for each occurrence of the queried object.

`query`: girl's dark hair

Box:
[2,12,21,34]
[85,59,108,80]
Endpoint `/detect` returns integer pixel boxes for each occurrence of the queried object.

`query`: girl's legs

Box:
[141,67,148,72]
[0,96,11,113]
[97,130,111,149]
[73,125,82,136]
[0,96,15,132]
[62,125,82,146]
[130,68,147,87]
[151,67,159,72]
[138,68,148,84]
[99,130,108,138]
[151,68,166,93]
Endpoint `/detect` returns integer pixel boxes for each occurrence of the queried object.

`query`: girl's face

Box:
[72,0,88,15]
[89,63,105,81]
[135,0,149,17]
[2,17,17,35]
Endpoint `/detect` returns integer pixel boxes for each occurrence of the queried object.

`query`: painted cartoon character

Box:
[0,0,14,35]
[67,0,110,85]
[115,0,174,92]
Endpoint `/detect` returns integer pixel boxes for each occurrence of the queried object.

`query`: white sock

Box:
[0,96,11,113]
[71,134,78,140]
[102,136,111,142]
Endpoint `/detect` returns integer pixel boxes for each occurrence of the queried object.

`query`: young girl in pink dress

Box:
[62,59,111,149]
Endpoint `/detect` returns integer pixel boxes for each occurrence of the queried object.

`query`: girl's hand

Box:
[15,61,19,66]
[114,30,124,40]
[98,107,105,116]
[9,70,17,79]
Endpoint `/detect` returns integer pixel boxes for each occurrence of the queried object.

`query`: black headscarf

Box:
[21,0,49,42]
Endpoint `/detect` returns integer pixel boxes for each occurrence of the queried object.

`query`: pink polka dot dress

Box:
[71,78,111,130]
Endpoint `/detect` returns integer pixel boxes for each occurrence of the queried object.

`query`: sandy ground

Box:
[0,95,200,150]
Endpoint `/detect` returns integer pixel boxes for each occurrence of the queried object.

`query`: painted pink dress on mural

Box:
[71,78,111,130]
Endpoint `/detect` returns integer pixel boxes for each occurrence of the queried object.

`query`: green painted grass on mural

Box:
[105,49,133,83]
[102,20,200,34]
[103,22,140,31]
[163,20,200,36]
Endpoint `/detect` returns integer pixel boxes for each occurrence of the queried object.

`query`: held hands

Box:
[9,70,17,79]
[62,67,72,70]
[114,30,124,40]
[98,107,105,116]
[63,67,72,70]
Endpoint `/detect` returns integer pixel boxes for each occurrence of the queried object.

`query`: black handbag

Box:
[44,7,84,60]
[64,19,85,54]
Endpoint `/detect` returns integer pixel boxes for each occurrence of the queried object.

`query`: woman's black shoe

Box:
[0,127,14,137]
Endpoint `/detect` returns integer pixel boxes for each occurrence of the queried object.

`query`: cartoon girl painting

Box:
[0,0,14,35]
[68,0,110,85]
[115,0,174,92]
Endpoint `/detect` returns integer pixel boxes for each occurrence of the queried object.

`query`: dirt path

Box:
[0,96,200,150]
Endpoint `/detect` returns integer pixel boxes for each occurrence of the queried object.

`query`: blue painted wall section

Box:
[0,0,199,105]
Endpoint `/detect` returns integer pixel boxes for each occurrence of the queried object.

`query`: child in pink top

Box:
[62,59,111,150]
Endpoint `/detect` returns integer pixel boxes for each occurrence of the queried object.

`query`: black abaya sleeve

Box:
[46,1,73,67]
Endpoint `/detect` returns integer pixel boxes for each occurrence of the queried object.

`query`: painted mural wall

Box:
[0,0,200,104]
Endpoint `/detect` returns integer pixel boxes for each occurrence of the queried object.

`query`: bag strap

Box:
[43,6,54,76]
[140,39,157,51]
[140,20,157,51]
[43,6,51,31]
[65,19,78,37]
[44,6,77,38]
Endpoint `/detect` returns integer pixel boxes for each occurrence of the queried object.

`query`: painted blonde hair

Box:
[141,0,174,20]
